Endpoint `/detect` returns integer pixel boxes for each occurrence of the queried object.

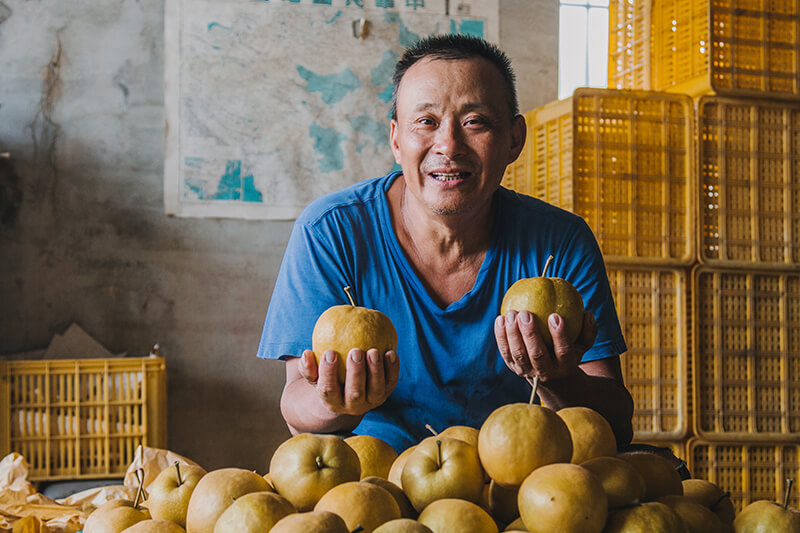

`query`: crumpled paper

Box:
[0,454,83,533]
[0,446,202,533]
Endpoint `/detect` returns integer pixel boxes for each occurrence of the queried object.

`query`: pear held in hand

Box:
[312,286,398,384]
[500,255,585,349]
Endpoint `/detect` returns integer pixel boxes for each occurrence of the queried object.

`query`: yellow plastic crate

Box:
[608,0,653,90]
[505,88,695,265]
[653,0,800,99]
[0,357,167,481]
[608,266,689,440]
[698,96,800,268]
[687,439,800,512]
[692,267,800,441]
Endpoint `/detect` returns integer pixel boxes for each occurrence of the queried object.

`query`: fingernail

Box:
[519,311,532,324]
[386,351,396,364]
[303,353,312,367]
[549,314,561,327]
[325,351,336,363]
[496,315,505,327]
[350,349,363,363]
[506,310,517,321]
[589,314,596,326]
[368,351,379,365]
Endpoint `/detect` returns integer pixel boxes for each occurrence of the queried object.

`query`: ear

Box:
[507,113,527,164]
[389,119,402,165]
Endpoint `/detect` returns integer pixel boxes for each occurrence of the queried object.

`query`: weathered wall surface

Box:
[0,0,556,471]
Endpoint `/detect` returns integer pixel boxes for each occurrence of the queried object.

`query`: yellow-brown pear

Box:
[147,463,207,527]
[500,255,584,349]
[373,519,433,533]
[557,406,617,464]
[314,481,401,533]
[346,434,399,479]
[417,499,498,533]
[604,502,688,533]
[618,451,683,502]
[121,520,186,532]
[478,403,572,488]
[312,287,397,384]
[517,463,607,533]
[681,479,735,525]
[269,510,349,533]
[84,500,150,533]
[580,456,646,508]
[268,432,361,511]
[185,468,271,533]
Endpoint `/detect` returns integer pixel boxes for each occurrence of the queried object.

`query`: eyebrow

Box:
[410,102,490,113]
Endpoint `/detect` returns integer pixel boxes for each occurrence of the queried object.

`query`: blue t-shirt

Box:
[257,171,627,452]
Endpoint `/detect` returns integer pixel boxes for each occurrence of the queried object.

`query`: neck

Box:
[390,178,495,258]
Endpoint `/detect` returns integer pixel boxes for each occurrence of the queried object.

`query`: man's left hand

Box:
[494,310,598,384]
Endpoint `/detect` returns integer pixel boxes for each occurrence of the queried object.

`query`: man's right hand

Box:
[297,348,400,417]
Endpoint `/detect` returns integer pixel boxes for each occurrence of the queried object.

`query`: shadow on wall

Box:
[0,156,23,228]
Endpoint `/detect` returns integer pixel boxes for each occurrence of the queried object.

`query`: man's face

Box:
[390,56,525,217]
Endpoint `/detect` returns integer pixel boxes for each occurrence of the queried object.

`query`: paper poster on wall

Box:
[164,0,499,219]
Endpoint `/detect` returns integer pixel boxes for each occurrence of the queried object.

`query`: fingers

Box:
[504,310,534,376]
[383,350,400,394]
[364,348,386,405]
[317,349,343,408]
[344,348,367,406]
[522,312,555,377]
[548,313,583,375]
[496,310,552,379]
[299,350,319,382]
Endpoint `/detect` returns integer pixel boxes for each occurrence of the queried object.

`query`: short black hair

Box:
[390,34,518,121]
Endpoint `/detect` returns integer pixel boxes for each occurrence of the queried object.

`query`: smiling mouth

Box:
[430,171,470,182]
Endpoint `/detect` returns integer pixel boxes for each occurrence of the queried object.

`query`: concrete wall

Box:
[0,0,557,472]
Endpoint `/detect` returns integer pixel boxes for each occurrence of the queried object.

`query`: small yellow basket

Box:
[687,439,800,512]
[0,357,167,481]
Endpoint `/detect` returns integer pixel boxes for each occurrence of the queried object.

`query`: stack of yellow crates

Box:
[504,0,800,512]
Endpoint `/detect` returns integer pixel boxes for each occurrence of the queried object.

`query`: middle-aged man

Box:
[258,34,634,453]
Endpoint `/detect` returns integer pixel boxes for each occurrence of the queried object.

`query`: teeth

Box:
[431,172,465,181]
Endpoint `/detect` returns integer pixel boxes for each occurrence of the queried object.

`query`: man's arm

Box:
[280,349,400,435]
[495,310,634,448]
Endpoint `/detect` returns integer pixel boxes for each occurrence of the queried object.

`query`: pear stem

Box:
[425,424,439,437]
[436,439,442,469]
[784,478,794,510]
[344,286,356,306]
[528,376,539,404]
[174,461,182,487]
[133,468,145,508]
[541,255,554,278]
[316,455,325,470]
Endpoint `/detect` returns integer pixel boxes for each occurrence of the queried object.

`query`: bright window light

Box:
[558,0,609,100]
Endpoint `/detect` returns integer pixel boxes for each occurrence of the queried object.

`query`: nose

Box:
[432,119,466,159]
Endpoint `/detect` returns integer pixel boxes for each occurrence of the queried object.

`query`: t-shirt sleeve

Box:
[256,218,351,361]
[556,218,628,362]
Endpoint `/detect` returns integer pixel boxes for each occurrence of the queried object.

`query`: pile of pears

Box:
[83,266,800,532]
[81,398,798,533]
